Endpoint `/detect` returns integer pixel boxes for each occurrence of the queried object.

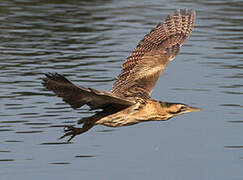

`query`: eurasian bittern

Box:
[42,9,200,142]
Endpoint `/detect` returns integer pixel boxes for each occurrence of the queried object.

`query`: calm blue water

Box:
[1,0,243,179]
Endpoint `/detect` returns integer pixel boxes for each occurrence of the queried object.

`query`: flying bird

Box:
[42,9,200,142]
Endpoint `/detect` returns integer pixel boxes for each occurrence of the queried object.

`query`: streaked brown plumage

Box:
[42,9,200,142]
[112,9,194,99]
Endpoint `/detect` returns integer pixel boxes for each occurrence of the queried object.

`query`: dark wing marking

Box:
[112,9,195,99]
[42,73,135,110]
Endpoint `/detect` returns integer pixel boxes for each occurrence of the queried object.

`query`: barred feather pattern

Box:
[112,9,195,100]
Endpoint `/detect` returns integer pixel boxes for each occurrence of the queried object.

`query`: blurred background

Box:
[1,0,243,179]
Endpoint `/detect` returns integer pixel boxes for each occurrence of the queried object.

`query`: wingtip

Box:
[41,72,71,91]
[175,9,195,17]
[42,72,71,84]
[167,9,195,24]
[41,73,51,86]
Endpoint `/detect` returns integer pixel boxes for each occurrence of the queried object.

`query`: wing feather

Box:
[42,73,135,110]
[112,9,195,99]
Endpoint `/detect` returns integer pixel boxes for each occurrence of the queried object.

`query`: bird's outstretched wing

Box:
[42,73,135,110]
[112,9,195,99]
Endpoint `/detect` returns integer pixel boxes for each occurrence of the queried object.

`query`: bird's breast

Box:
[95,100,167,127]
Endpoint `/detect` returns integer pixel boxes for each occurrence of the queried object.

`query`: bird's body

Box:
[42,9,200,142]
[95,101,176,127]
[89,99,163,127]
[82,100,197,127]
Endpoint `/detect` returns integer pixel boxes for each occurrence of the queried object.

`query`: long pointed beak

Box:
[187,106,201,112]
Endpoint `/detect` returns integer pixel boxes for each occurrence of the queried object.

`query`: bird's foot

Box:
[59,126,85,143]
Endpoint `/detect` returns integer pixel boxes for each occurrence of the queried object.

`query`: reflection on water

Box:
[225,146,243,149]
[40,142,71,145]
[50,162,71,165]
[75,155,95,158]
[1,0,243,179]
[0,159,15,162]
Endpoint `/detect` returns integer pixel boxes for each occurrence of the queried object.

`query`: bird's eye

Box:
[180,106,187,111]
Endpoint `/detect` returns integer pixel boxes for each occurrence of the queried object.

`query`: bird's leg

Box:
[59,123,93,143]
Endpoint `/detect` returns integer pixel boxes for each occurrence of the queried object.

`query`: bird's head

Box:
[159,102,201,119]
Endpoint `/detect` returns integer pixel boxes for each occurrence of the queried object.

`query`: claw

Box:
[59,126,78,143]
[67,134,76,143]
[59,131,74,140]
[63,125,75,132]
[59,124,93,143]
